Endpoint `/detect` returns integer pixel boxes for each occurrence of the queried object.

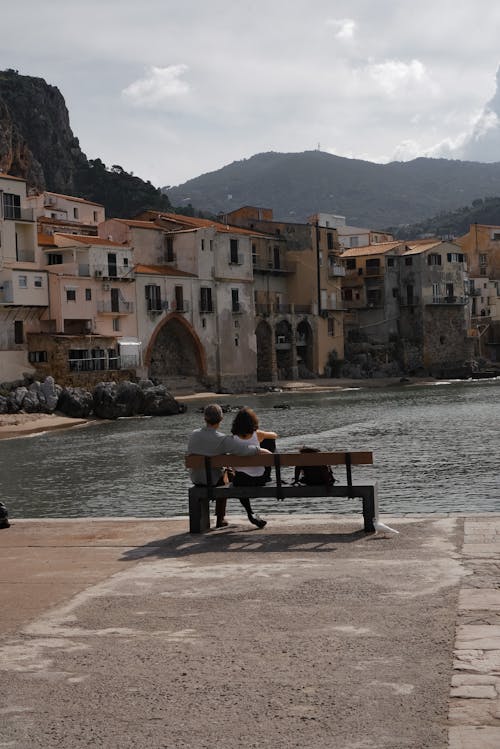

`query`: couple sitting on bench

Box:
[187,404,277,529]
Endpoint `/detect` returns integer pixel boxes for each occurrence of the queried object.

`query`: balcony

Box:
[365,266,383,276]
[328,264,346,277]
[3,206,34,222]
[427,296,467,306]
[94,265,134,280]
[97,300,134,315]
[468,288,481,297]
[253,260,297,274]
[69,355,121,372]
[255,303,313,316]
[16,249,36,262]
[173,300,190,313]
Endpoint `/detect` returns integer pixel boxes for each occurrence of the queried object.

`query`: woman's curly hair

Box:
[231,407,259,436]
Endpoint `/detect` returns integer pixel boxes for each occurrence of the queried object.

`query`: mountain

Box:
[390,196,500,240]
[164,150,500,228]
[0,69,172,217]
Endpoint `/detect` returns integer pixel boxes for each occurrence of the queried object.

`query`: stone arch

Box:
[256,320,273,382]
[145,313,206,382]
[297,318,314,375]
[275,319,293,379]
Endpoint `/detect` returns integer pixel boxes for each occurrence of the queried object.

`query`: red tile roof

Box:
[341,241,402,257]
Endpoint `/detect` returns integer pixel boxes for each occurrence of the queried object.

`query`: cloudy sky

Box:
[3,1,500,187]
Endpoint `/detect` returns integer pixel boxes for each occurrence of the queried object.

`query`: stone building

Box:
[221,207,345,381]
[456,224,500,361]
[101,213,262,391]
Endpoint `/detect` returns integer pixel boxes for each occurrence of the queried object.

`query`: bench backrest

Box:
[185,451,373,470]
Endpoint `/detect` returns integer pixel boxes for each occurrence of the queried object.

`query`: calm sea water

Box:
[1,379,499,518]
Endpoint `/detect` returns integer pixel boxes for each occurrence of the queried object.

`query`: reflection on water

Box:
[2,379,499,518]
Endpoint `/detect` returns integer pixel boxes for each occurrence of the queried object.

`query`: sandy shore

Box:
[0,412,90,440]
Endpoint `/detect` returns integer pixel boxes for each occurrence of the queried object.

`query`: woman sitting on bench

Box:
[230,407,278,529]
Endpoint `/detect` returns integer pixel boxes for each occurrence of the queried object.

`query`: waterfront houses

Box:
[1,171,498,388]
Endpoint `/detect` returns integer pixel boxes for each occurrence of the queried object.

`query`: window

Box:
[273,246,281,269]
[405,257,413,266]
[47,253,63,265]
[492,233,500,241]
[231,288,240,313]
[163,236,175,262]
[145,284,162,311]
[427,253,442,266]
[14,321,24,344]
[175,285,184,311]
[392,288,399,298]
[201,238,205,251]
[93,211,99,222]
[85,288,92,301]
[3,193,21,220]
[230,238,239,264]
[327,232,334,250]
[387,257,395,267]
[28,350,48,363]
[18,275,28,288]
[234,334,239,347]
[346,259,356,270]
[479,254,487,266]
[327,317,335,336]
[112,318,120,331]
[319,251,323,267]
[209,239,214,252]
[343,288,353,301]
[123,257,129,267]
[66,289,76,301]
[73,207,79,219]
[252,244,257,265]
[34,276,43,288]
[200,286,213,313]
[447,252,464,263]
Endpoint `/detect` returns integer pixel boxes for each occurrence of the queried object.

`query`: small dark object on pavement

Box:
[0,502,10,529]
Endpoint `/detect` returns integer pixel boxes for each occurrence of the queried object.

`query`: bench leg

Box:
[361,484,378,533]
[189,493,211,533]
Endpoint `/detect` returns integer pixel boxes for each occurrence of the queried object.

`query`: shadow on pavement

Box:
[120,526,369,561]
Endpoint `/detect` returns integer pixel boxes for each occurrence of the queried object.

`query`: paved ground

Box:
[0,514,499,748]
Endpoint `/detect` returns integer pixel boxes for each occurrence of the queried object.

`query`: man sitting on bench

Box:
[187,404,270,528]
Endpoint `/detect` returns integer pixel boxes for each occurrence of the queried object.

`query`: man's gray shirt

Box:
[187,426,259,485]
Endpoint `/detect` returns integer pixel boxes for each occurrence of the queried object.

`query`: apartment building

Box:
[222,207,344,381]
[0,173,48,382]
[101,212,261,391]
[29,232,138,385]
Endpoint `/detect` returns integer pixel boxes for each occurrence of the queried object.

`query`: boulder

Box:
[115,381,145,416]
[0,396,8,414]
[39,376,62,412]
[92,382,123,420]
[57,387,94,418]
[142,385,181,416]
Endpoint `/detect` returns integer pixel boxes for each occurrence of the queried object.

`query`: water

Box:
[1,379,499,518]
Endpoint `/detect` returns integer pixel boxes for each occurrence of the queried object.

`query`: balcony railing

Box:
[16,249,35,262]
[365,266,383,276]
[97,300,134,314]
[428,295,467,306]
[94,265,134,279]
[255,303,313,315]
[69,355,121,372]
[328,264,346,277]
[173,300,190,313]
[3,206,34,222]
[253,261,297,274]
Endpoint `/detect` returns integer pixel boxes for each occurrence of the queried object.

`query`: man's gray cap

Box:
[204,403,223,424]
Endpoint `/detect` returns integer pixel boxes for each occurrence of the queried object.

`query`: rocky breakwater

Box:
[0,377,185,420]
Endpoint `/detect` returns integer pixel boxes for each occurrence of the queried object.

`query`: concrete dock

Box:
[1,514,499,748]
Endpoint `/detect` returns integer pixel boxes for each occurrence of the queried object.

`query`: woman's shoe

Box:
[249,515,267,529]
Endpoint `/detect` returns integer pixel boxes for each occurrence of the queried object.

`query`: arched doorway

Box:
[297,319,314,376]
[146,315,206,384]
[275,319,293,379]
[256,320,273,381]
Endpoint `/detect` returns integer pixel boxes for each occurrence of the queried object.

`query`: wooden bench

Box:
[185,451,377,534]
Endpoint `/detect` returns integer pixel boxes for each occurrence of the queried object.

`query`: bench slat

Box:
[185,451,373,469]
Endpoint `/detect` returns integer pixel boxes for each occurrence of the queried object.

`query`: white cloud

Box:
[366,59,436,97]
[122,65,190,107]
[326,18,357,39]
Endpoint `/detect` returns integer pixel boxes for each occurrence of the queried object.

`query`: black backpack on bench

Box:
[293,447,336,486]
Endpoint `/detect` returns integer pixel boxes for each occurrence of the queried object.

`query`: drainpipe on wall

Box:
[315,221,321,315]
